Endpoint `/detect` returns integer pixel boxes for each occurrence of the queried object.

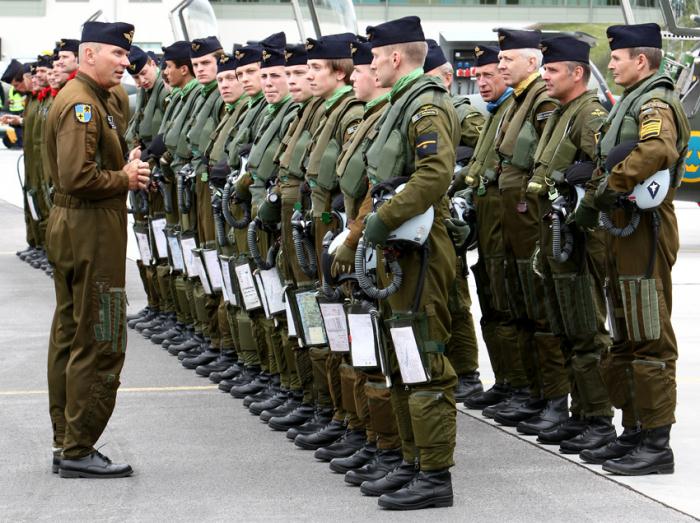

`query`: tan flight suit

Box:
[45,72,131,459]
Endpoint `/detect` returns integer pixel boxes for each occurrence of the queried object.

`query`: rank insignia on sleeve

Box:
[640,118,662,140]
[536,110,554,121]
[411,106,438,124]
[416,132,438,158]
[74,104,92,123]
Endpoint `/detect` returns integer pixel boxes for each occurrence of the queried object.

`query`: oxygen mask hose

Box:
[221,173,252,229]
[354,237,402,300]
[291,209,317,278]
[551,212,574,263]
[247,218,279,270]
[211,192,228,248]
[320,231,342,300]
[600,207,641,238]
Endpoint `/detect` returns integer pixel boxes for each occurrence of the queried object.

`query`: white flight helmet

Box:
[380,183,434,247]
[626,168,670,210]
[329,228,377,270]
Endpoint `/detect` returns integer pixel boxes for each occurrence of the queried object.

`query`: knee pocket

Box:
[236,312,256,352]
[600,352,631,409]
[340,363,357,414]
[83,373,120,437]
[366,381,397,434]
[93,283,127,354]
[408,390,455,449]
[631,359,675,411]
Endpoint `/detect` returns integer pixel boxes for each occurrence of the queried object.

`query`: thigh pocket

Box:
[408,390,454,449]
[619,276,662,342]
[93,283,127,354]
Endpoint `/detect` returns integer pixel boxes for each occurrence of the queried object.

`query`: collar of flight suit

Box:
[513,71,540,98]
[389,67,424,103]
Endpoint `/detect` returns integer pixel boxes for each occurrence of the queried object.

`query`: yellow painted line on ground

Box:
[0,385,218,397]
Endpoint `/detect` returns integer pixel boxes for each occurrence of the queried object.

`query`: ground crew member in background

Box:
[522,36,615,450]
[575,22,689,476]
[1,58,29,148]
[45,21,150,478]
[424,38,486,402]
[358,16,459,510]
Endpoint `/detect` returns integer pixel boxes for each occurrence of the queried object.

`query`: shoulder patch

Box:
[536,110,554,122]
[412,105,438,124]
[346,123,359,135]
[416,131,438,158]
[641,100,669,112]
[74,104,92,123]
[640,118,662,141]
[591,109,606,117]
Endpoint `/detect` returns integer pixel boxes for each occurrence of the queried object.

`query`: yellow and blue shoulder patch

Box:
[74,104,92,123]
[640,118,662,141]
[416,131,438,158]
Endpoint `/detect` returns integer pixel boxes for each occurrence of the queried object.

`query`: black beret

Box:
[217,53,238,73]
[306,33,354,60]
[607,23,662,51]
[190,36,222,58]
[36,54,54,69]
[285,44,307,66]
[162,41,192,62]
[235,45,263,67]
[261,46,286,69]
[366,16,425,48]
[351,40,373,66]
[497,28,541,51]
[423,39,447,72]
[147,51,159,66]
[128,45,149,75]
[81,21,134,51]
[58,38,80,54]
[2,59,24,83]
[541,36,590,65]
[260,32,287,50]
[474,45,500,67]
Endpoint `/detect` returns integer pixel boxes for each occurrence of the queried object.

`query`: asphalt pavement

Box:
[0,148,698,522]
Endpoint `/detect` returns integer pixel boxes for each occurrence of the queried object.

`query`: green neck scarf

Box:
[267,93,292,114]
[180,77,199,97]
[248,90,264,108]
[325,85,352,110]
[201,79,218,96]
[390,67,424,102]
[225,93,248,113]
[365,91,390,111]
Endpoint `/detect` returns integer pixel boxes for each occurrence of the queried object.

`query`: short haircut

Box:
[78,42,102,63]
[172,57,194,76]
[519,48,543,68]
[329,58,354,84]
[565,61,591,84]
[385,41,429,68]
[629,47,663,71]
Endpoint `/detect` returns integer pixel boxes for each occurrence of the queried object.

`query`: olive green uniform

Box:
[32,93,52,247]
[365,72,459,471]
[20,94,43,248]
[530,90,612,419]
[494,74,568,400]
[45,72,130,459]
[588,73,690,429]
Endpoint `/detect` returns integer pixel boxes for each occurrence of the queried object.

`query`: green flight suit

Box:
[21,94,41,248]
[45,73,130,459]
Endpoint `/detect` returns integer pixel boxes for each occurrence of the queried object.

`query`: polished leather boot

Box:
[250,390,288,416]
[182,349,220,370]
[127,307,152,325]
[516,395,568,435]
[150,324,184,345]
[378,469,453,510]
[294,419,346,450]
[243,376,280,408]
[167,336,201,356]
[494,397,547,427]
[602,426,674,475]
[314,429,366,461]
[559,416,616,454]
[196,351,237,377]
[537,415,587,444]
[329,443,376,474]
[141,319,177,339]
[268,403,315,431]
[360,460,418,496]
[16,245,34,258]
[454,372,484,403]
[345,448,403,485]
[230,372,269,399]
[134,314,165,333]
[218,365,252,393]
[210,362,245,384]
[285,408,333,439]
[464,383,511,410]
[580,426,642,464]
[52,448,62,474]
[59,451,133,479]
[259,392,302,421]
[482,388,529,418]
[177,346,203,361]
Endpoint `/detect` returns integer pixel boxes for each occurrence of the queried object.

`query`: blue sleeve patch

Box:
[416,132,438,158]
[74,104,92,123]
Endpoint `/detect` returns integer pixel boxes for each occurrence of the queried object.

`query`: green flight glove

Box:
[364,213,391,247]
[572,201,600,233]
[444,218,470,250]
[593,178,618,213]
[331,242,356,277]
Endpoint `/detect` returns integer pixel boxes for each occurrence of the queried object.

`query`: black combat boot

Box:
[250,390,288,416]
[16,245,34,258]
[580,426,642,464]
[285,407,333,438]
[602,426,674,475]
[516,395,568,435]
[52,448,62,474]
[345,448,403,486]
[210,361,245,384]
[294,419,346,450]
[230,371,269,399]
[454,372,484,403]
[464,382,511,410]
[494,396,547,427]
[182,349,220,370]
[134,313,165,333]
[377,469,453,510]
[537,415,587,444]
[243,375,280,407]
[329,443,377,474]
[482,387,529,418]
[559,416,616,454]
[196,350,237,377]
[59,451,133,479]
[259,391,302,421]
[314,429,367,461]
[150,324,185,345]
[217,364,251,392]
[268,403,315,431]
[360,460,418,496]
[127,307,152,325]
